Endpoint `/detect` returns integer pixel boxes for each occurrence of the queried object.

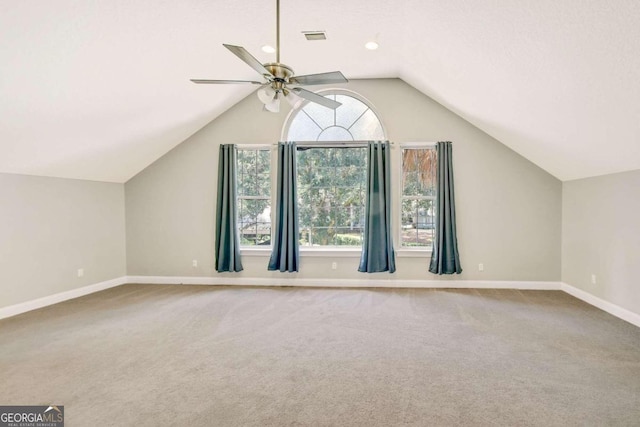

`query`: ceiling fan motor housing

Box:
[264,63,294,91]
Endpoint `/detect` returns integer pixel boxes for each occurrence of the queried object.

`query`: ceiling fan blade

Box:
[223,44,274,78]
[289,71,348,86]
[190,79,263,85]
[292,88,342,110]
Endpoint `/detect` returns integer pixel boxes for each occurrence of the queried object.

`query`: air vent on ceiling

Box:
[302,31,327,41]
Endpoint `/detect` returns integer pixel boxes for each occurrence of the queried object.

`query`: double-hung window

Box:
[237,147,271,246]
[400,146,437,248]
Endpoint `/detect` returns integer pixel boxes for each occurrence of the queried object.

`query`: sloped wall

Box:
[125,79,561,283]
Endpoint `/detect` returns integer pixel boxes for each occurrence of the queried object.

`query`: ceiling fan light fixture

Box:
[257,86,276,104]
[264,92,281,113]
[285,90,302,109]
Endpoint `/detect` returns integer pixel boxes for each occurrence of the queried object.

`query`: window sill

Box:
[300,247,362,257]
[241,247,364,258]
[396,249,432,258]
[240,247,272,257]
[240,247,361,257]
[241,247,431,258]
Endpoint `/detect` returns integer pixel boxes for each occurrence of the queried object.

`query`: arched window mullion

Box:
[302,109,323,132]
[347,107,371,132]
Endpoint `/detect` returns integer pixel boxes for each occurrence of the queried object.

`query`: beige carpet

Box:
[1,285,639,426]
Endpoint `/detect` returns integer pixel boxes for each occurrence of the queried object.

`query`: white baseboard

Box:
[0,276,128,320]
[560,282,640,328]
[126,275,562,290]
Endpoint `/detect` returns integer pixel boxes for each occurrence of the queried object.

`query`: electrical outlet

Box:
[591,274,596,285]
[331,262,337,270]
[192,260,198,267]
[77,268,84,277]
[478,263,484,272]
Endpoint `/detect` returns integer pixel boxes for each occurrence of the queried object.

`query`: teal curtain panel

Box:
[359,141,396,273]
[268,142,300,272]
[429,141,462,274]
[215,144,243,272]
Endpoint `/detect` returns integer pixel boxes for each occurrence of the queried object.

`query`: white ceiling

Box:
[1,0,639,183]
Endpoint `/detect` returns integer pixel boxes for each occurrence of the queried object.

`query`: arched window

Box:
[281,90,386,247]
[283,90,386,141]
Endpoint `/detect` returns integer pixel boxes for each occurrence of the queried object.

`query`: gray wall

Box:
[0,173,126,308]
[562,169,640,314]
[126,79,562,282]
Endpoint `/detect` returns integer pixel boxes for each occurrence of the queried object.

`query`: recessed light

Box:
[365,41,379,50]
[261,45,276,53]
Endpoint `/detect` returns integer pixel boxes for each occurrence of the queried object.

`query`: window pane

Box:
[287,111,323,141]
[238,198,271,246]
[237,149,270,197]
[402,148,436,196]
[257,172,270,195]
[350,109,385,140]
[302,98,335,129]
[237,149,271,246]
[237,171,256,196]
[401,199,435,247]
[298,147,366,247]
[299,226,363,246]
[335,95,368,128]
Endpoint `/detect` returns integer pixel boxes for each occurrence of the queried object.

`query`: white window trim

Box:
[397,141,437,149]
[236,143,272,150]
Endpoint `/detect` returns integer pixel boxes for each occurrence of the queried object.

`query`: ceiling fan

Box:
[190,0,348,113]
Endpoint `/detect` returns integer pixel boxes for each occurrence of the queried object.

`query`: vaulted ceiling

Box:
[2,0,639,183]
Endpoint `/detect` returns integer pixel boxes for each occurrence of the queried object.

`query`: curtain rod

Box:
[237,141,442,149]
[275,140,387,148]
[271,141,440,148]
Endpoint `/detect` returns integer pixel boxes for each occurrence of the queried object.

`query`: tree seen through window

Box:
[401,148,437,247]
[237,148,271,246]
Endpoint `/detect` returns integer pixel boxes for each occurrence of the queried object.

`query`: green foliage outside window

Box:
[297,147,366,246]
[237,149,271,246]
[401,148,437,247]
